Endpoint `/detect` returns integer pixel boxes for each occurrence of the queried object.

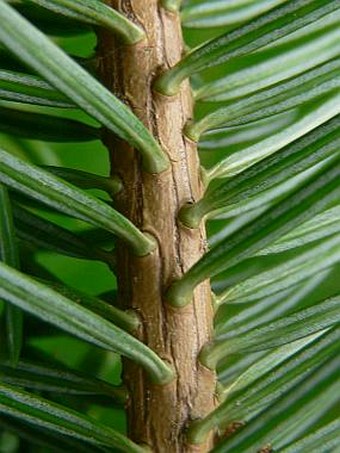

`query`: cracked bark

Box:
[98,2,217,451]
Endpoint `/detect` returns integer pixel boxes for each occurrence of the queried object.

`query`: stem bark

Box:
[98,2,217,451]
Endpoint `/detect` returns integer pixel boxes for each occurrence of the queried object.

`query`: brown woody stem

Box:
[97,2,217,451]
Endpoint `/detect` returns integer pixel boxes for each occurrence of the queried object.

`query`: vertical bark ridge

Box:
[98,2,217,451]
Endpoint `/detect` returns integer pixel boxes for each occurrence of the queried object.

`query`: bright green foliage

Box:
[0,262,174,384]
[0,184,23,365]
[202,295,340,367]
[41,166,122,196]
[22,0,146,43]
[0,381,146,453]
[0,0,169,173]
[212,353,339,452]
[0,70,73,107]
[0,106,99,142]
[193,13,340,101]
[180,117,339,223]
[156,0,338,94]
[219,332,325,397]
[216,234,340,305]
[186,58,340,142]
[189,327,339,444]
[0,0,339,451]
[182,0,288,28]
[167,159,339,307]
[0,148,155,256]
[161,0,182,12]
[280,419,340,453]
[0,358,126,400]
[12,203,116,264]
